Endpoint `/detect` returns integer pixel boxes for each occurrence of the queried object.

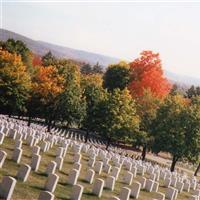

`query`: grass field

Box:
[0,136,198,200]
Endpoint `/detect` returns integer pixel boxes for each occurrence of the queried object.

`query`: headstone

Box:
[164,177,171,188]
[176,181,184,193]
[73,162,82,172]
[31,154,41,171]
[0,150,7,168]
[44,173,59,193]
[105,176,115,191]
[183,182,190,192]
[84,169,95,184]
[166,187,176,200]
[55,156,63,171]
[56,147,63,157]
[74,153,81,163]
[92,178,104,197]
[14,140,22,149]
[32,146,40,155]
[138,176,146,189]
[38,191,54,200]
[46,161,57,175]
[0,132,5,145]
[0,176,16,200]
[110,167,120,180]
[123,171,133,185]
[12,148,23,164]
[17,164,31,182]
[94,161,103,175]
[155,192,165,200]
[152,181,159,192]
[67,169,79,186]
[70,184,84,200]
[119,187,131,200]
[145,179,154,192]
[130,181,141,199]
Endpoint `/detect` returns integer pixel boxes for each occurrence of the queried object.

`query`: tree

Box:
[31,65,64,130]
[133,89,161,160]
[42,51,57,67]
[151,94,189,171]
[81,63,93,75]
[103,61,130,92]
[95,88,139,149]
[0,49,31,115]
[81,74,105,142]
[93,62,104,74]
[186,85,200,98]
[0,39,31,65]
[55,61,86,128]
[129,51,171,99]
[185,96,200,176]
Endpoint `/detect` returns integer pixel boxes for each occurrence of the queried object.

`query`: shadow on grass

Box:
[83,191,96,196]
[59,171,68,176]
[31,185,43,190]
[36,172,48,177]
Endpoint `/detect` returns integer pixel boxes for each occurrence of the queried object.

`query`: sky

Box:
[1,0,200,78]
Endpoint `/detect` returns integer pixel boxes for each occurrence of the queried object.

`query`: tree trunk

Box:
[170,156,178,172]
[47,119,52,132]
[106,137,111,150]
[141,144,147,161]
[194,163,200,176]
[85,130,89,143]
[28,116,31,127]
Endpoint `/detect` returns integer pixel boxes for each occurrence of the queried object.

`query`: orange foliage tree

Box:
[32,65,64,105]
[129,51,172,99]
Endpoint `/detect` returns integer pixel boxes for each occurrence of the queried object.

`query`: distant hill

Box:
[0,29,120,66]
[0,29,200,86]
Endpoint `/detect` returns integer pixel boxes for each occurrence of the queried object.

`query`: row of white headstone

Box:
[0,115,200,200]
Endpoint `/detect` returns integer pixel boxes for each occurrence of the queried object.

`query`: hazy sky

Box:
[1,1,200,78]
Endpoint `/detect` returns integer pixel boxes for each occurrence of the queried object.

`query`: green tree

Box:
[95,88,139,149]
[186,85,200,98]
[93,62,104,74]
[133,89,161,160]
[81,74,105,142]
[185,96,200,176]
[152,94,189,171]
[55,61,86,128]
[103,62,130,92]
[81,63,93,74]
[42,51,57,67]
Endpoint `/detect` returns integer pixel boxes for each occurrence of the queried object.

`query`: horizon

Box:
[1,1,200,79]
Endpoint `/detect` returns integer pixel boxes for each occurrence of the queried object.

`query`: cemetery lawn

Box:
[0,137,198,200]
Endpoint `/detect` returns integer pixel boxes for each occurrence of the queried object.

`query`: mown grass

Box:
[0,137,198,200]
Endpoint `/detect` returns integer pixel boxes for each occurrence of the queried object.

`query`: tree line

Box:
[0,39,200,174]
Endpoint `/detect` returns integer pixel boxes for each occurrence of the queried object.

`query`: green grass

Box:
[0,137,198,200]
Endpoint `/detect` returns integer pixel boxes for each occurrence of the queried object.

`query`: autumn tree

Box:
[0,49,31,115]
[31,65,64,130]
[0,39,31,65]
[129,51,171,98]
[103,61,130,92]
